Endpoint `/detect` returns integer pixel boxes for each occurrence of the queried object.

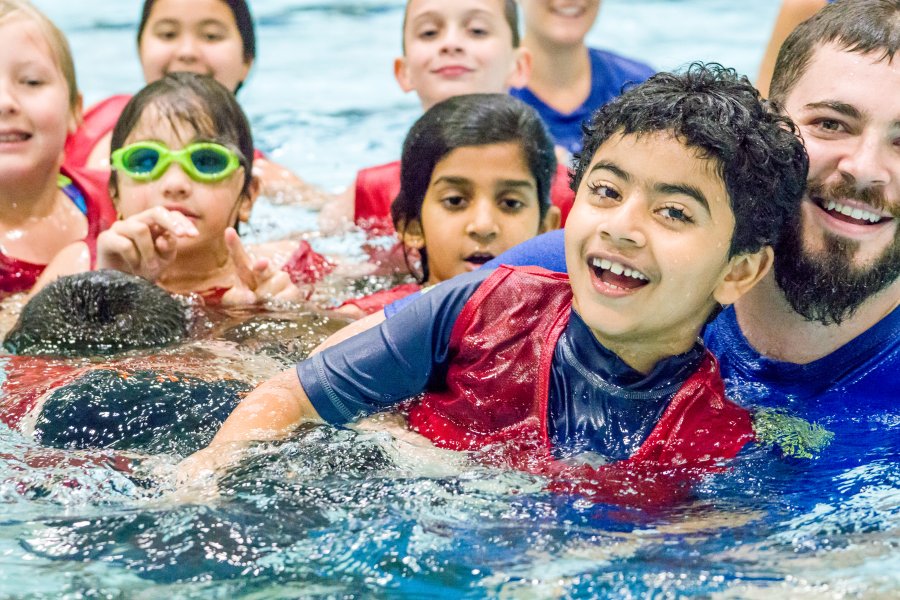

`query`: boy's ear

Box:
[237,175,261,223]
[394,57,415,93]
[539,206,561,233]
[713,246,774,306]
[397,218,425,249]
[504,47,532,90]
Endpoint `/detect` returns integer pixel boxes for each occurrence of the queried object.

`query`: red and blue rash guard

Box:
[353,161,576,233]
[511,48,655,155]
[0,166,115,297]
[299,266,754,503]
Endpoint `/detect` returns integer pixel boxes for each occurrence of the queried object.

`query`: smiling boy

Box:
[185,65,808,503]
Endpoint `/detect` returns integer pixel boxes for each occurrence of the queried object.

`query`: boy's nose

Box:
[598,199,647,248]
[439,26,465,54]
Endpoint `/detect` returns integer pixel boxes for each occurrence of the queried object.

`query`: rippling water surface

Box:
[2,1,896,598]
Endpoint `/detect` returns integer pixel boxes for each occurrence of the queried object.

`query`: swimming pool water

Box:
[2,1,897,598]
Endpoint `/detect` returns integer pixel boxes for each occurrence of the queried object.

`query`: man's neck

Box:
[523,35,591,111]
[734,271,900,364]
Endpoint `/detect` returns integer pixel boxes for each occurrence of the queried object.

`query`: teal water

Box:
[3,1,896,598]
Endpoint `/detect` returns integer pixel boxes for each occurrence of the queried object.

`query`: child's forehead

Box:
[125,103,218,145]
[404,0,509,29]
[591,131,724,184]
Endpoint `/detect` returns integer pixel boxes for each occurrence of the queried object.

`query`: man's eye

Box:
[817,119,845,133]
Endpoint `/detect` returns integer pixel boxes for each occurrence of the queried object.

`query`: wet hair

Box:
[402,0,520,52]
[0,0,79,114]
[3,270,189,357]
[770,0,900,104]
[572,62,809,258]
[109,72,254,199]
[138,0,256,65]
[391,93,557,283]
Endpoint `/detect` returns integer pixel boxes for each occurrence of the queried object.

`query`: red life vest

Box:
[64,95,131,168]
[338,282,422,315]
[406,265,755,506]
[0,166,114,296]
[354,161,575,234]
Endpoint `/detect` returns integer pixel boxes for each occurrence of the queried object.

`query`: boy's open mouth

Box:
[813,196,891,227]
[464,253,495,267]
[589,257,649,291]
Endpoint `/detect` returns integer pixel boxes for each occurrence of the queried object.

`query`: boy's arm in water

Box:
[182,269,492,478]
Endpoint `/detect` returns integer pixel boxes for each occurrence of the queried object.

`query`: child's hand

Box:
[95,207,198,281]
[221,228,305,305]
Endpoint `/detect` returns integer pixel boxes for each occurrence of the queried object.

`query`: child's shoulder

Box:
[588,47,656,81]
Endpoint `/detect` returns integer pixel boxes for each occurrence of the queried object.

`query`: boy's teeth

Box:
[824,200,883,223]
[0,133,27,142]
[590,257,648,281]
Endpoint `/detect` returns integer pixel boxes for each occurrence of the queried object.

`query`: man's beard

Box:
[773,181,900,326]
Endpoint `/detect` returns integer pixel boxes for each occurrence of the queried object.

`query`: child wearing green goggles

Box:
[32,73,311,305]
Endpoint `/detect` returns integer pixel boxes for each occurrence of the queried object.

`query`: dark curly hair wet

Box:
[3,270,189,357]
[571,62,809,258]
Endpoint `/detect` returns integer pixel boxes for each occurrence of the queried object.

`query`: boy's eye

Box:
[658,204,693,223]
[21,78,44,87]
[416,26,439,40]
[587,182,621,201]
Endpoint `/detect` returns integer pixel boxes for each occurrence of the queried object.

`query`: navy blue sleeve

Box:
[483,230,568,273]
[298,269,493,424]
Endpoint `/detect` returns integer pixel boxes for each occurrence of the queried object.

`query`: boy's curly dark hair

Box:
[571,63,809,257]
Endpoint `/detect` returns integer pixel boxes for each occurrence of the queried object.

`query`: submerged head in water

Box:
[3,270,189,357]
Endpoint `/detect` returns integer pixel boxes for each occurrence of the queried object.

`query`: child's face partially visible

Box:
[518,0,601,47]
[139,0,251,93]
[114,107,248,254]
[397,0,528,110]
[416,142,548,284]
[0,17,73,182]
[564,131,738,363]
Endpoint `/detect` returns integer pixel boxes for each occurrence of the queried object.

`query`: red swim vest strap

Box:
[338,282,422,316]
[61,164,115,269]
[626,351,755,466]
[64,94,132,169]
[354,161,401,234]
[408,265,573,452]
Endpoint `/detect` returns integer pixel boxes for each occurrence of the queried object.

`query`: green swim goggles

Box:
[111,141,243,183]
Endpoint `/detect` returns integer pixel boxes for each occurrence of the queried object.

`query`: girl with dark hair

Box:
[64,0,323,205]
[337,93,561,317]
[36,73,312,305]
